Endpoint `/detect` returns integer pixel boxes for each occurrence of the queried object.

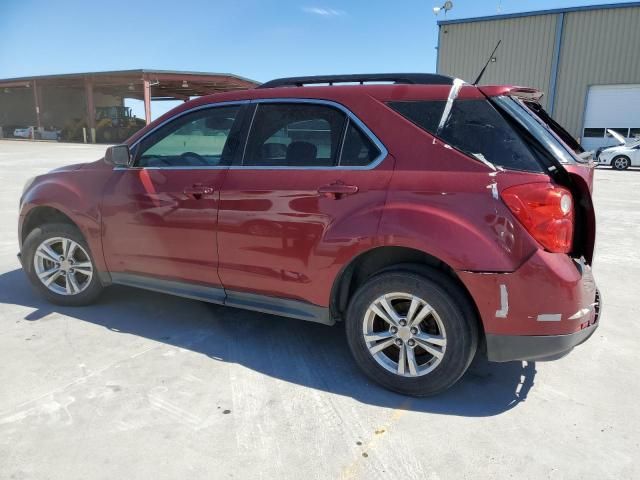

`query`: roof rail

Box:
[258,73,455,89]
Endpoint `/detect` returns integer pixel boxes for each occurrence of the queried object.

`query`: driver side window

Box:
[134,105,243,168]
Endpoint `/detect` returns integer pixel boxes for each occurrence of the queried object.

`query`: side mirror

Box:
[104,144,131,167]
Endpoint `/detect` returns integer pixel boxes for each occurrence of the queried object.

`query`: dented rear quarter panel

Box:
[366,95,546,273]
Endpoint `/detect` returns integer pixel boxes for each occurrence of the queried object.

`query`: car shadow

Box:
[0,268,536,417]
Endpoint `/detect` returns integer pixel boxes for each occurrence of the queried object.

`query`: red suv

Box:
[18,74,600,396]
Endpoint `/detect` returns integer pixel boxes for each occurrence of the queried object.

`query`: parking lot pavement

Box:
[0,139,638,479]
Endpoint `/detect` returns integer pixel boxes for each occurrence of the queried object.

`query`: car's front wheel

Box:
[612,155,631,170]
[22,223,104,306]
[345,269,478,396]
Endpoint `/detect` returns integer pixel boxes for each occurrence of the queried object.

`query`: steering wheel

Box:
[179,151,209,166]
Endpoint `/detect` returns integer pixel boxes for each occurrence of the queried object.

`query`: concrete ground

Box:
[0,139,637,479]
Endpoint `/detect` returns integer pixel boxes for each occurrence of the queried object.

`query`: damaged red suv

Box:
[18,74,600,396]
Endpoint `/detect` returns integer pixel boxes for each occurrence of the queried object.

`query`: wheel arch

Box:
[329,245,485,341]
[20,204,111,285]
[21,205,78,246]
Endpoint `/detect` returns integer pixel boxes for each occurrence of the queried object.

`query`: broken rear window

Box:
[388,99,544,173]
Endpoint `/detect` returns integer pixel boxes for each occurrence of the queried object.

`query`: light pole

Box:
[433,2,453,72]
[433,1,453,16]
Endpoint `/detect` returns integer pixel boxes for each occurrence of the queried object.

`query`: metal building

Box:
[0,70,257,143]
[436,2,640,149]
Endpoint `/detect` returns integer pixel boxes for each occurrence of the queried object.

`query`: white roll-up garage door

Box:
[582,84,640,151]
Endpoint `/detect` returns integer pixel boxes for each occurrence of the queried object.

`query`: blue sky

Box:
[0,0,631,119]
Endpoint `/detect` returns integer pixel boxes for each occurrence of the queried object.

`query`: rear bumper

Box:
[458,249,601,361]
[459,250,599,337]
[486,318,599,362]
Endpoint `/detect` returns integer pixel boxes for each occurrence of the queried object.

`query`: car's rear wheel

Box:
[612,155,631,170]
[345,269,478,396]
[22,223,104,306]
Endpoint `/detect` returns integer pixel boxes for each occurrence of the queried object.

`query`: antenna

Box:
[473,40,501,85]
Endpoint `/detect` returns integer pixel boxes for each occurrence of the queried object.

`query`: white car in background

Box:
[13,126,34,138]
[597,129,640,170]
[12,126,61,141]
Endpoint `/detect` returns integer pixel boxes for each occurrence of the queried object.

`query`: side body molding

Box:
[110,273,333,325]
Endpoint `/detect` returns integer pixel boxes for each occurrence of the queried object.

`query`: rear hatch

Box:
[386,84,596,263]
[479,86,596,263]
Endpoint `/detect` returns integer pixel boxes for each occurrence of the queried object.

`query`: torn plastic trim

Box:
[437,78,499,172]
[486,170,501,199]
[568,303,597,320]
[436,78,465,135]
[474,153,498,172]
[495,284,509,318]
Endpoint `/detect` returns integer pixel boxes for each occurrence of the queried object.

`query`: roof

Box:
[258,73,455,88]
[438,1,640,26]
[0,69,259,100]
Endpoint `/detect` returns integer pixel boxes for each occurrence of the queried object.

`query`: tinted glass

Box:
[135,105,242,167]
[389,99,543,172]
[340,121,380,166]
[244,103,346,167]
[525,101,584,153]
[495,96,576,165]
[388,101,445,134]
[584,128,605,138]
[630,128,640,139]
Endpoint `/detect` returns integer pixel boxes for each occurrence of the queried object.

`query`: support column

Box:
[84,77,96,143]
[143,77,152,125]
[548,12,565,116]
[32,79,42,130]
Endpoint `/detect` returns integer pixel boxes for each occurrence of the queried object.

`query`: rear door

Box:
[216,100,393,307]
[101,103,247,287]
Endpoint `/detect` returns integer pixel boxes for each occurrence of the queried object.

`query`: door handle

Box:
[318,183,359,199]
[184,184,215,199]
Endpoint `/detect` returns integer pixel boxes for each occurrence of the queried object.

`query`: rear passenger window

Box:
[388,101,446,134]
[389,99,543,173]
[340,122,381,166]
[243,103,346,167]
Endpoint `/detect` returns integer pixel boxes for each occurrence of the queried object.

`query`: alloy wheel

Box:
[614,157,630,169]
[362,292,447,377]
[33,237,93,295]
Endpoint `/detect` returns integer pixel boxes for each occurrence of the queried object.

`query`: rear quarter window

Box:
[389,99,544,173]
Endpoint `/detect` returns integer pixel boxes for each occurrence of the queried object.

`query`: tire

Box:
[22,223,104,306]
[345,269,478,396]
[612,155,631,170]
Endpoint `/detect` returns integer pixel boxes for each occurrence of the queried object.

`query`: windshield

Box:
[494,96,576,165]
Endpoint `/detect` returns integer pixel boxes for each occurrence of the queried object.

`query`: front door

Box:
[101,103,246,288]
[217,101,393,307]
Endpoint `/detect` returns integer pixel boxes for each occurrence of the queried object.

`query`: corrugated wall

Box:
[437,14,558,109]
[553,7,640,137]
[437,5,640,137]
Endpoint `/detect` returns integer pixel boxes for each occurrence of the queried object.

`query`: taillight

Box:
[501,182,574,253]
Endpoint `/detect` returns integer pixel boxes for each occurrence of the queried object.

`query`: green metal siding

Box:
[437,14,558,109]
[437,5,640,137]
[553,7,640,137]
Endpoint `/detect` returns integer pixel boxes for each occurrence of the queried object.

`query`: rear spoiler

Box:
[479,85,585,155]
[478,85,544,102]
